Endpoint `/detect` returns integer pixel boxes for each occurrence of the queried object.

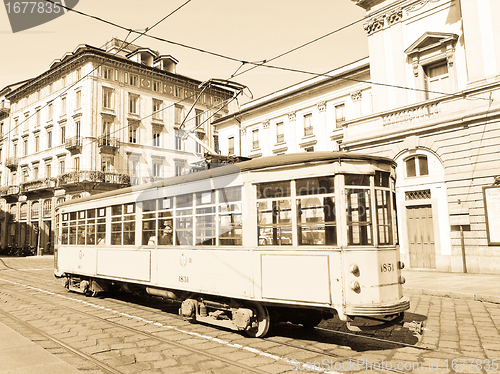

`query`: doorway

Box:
[406,205,436,269]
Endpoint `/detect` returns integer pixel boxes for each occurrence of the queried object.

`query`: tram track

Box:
[0,275,287,374]
[0,266,490,374]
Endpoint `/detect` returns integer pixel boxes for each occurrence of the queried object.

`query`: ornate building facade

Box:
[0,38,231,255]
[215,0,500,274]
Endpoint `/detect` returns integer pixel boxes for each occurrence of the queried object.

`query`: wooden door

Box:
[407,205,435,269]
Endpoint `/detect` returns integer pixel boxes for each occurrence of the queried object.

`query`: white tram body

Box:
[55,152,409,337]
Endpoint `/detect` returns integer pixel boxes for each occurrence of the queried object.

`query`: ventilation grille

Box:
[405,189,431,200]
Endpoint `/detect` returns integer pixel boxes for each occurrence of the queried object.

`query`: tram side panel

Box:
[259,251,338,306]
[56,245,98,278]
[156,249,253,299]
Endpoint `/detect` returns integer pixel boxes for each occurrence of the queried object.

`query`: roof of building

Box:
[6,39,233,101]
[212,57,370,125]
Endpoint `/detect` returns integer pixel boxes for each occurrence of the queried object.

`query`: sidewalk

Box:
[402,269,500,304]
[0,321,83,374]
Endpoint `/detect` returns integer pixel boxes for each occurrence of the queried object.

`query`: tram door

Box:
[406,205,435,269]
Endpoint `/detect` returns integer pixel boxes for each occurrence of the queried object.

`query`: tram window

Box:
[69,213,77,245]
[97,218,106,244]
[142,200,156,212]
[87,209,95,219]
[296,177,334,195]
[176,216,193,245]
[297,196,336,245]
[112,205,122,216]
[219,186,242,246]
[375,171,390,187]
[346,189,372,245]
[123,219,135,245]
[86,219,96,245]
[196,214,216,245]
[196,191,215,205]
[158,218,173,245]
[345,174,370,186]
[142,200,157,245]
[143,220,156,245]
[376,190,393,245]
[257,181,291,199]
[112,203,135,245]
[160,197,172,210]
[111,222,121,245]
[98,208,105,217]
[219,186,241,203]
[77,211,86,245]
[176,193,193,208]
[61,219,68,245]
[219,212,242,246]
[257,199,292,245]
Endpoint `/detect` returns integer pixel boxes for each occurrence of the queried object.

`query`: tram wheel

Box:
[245,303,270,338]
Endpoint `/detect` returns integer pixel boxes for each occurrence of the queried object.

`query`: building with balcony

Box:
[215,0,500,274]
[0,38,232,255]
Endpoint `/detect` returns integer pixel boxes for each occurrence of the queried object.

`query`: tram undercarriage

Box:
[61,274,416,338]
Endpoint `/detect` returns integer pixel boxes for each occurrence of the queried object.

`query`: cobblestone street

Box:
[0,256,499,374]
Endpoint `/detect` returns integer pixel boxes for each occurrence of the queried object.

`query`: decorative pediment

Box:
[404,32,458,56]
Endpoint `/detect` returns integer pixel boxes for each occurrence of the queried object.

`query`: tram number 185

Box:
[380,263,394,272]
[179,275,189,283]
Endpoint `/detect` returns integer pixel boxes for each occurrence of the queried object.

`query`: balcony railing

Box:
[381,102,440,126]
[6,157,18,169]
[304,126,314,137]
[65,136,83,153]
[0,185,20,197]
[276,133,285,143]
[58,170,130,186]
[98,136,120,154]
[20,178,57,194]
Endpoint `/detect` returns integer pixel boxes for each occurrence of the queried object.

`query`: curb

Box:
[404,287,500,305]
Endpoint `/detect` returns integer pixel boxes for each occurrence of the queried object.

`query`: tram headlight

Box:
[351,281,361,293]
[398,261,405,270]
[399,276,406,284]
[349,264,360,277]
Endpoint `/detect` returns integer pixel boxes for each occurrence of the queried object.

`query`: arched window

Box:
[31,202,40,219]
[405,155,428,178]
[43,199,52,217]
[9,204,17,221]
[20,203,28,220]
[56,197,66,206]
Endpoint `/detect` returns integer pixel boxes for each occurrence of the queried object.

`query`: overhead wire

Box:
[5,0,193,184]
[5,0,493,180]
[33,1,492,102]
[5,0,192,142]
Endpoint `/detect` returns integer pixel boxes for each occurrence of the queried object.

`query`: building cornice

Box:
[7,45,233,102]
[213,58,370,126]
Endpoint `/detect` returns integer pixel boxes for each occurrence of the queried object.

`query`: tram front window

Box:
[296,177,336,246]
[297,196,336,245]
[346,187,372,246]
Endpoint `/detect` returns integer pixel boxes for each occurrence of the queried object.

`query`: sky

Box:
[0,0,368,102]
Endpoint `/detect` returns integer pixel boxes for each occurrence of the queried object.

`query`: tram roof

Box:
[57,152,395,208]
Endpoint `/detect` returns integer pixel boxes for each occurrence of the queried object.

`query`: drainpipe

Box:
[460,225,467,273]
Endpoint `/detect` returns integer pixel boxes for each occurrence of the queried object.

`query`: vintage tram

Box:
[54,152,409,337]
